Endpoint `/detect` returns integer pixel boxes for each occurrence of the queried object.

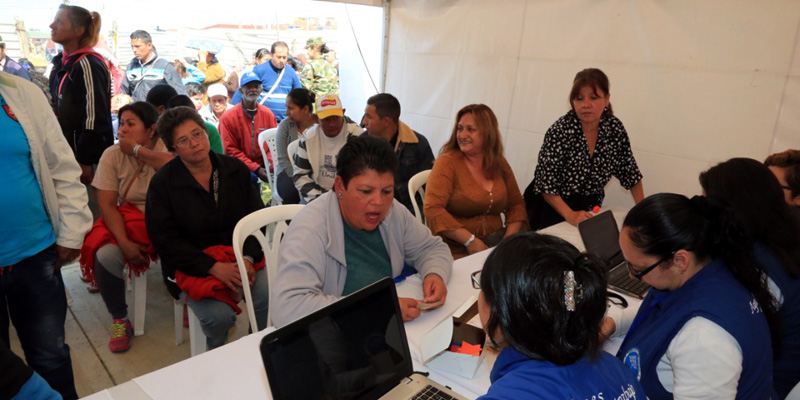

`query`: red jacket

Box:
[218,103,276,172]
[176,245,265,314]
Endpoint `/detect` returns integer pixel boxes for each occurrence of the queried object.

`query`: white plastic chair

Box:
[787,381,800,400]
[233,204,305,329]
[257,128,280,205]
[123,260,155,337]
[407,169,431,225]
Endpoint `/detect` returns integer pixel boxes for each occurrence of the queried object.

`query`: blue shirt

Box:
[479,347,644,399]
[0,93,55,266]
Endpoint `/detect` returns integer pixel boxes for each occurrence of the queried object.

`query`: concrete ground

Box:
[9,262,253,398]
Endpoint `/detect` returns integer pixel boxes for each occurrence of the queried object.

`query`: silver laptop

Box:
[260,278,468,400]
[578,210,650,299]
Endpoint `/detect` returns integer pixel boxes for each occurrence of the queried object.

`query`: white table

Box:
[82,208,641,399]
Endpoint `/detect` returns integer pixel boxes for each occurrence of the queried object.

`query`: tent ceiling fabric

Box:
[384,0,800,207]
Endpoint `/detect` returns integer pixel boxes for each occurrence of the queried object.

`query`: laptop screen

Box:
[261,278,411,400]
[578,210,625,268]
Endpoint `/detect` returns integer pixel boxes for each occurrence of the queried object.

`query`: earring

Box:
[337,192,343,197]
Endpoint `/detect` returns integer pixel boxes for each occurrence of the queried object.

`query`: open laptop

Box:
[578,210,650,299]
[260,278,468,400]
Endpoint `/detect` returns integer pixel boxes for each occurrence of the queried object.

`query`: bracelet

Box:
[132,144,142,158]
[463,234,476,247]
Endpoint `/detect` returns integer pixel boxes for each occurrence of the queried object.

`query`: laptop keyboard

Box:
[609,266,650,297]
[412,385,455,400]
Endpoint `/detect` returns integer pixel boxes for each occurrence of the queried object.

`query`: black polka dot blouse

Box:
[531,110,642,205]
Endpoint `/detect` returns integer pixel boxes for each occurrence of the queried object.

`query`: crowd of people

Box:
[1,3,800,400]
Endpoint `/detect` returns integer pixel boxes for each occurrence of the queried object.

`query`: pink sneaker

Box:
[108,318,132,353]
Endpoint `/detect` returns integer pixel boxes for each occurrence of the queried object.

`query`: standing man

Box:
[120,30,186,102]
[0,71,92,400]
[293,93,361,203]
[231,41,302,122]
[0,35,31,81]
[361,93,434,213]
[219,71,277,184]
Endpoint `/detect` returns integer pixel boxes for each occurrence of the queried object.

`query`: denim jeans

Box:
[0,244,77,400]
[185,268,269,349]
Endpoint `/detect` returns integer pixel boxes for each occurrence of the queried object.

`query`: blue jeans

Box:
[0,244,77,400]
[185,268,269,349]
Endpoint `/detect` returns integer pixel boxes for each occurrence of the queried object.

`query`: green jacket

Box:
[300,56,339,97]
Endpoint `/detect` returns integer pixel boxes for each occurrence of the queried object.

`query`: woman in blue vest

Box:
[700,158,800,398]
[611,193,778,399]
[476,232,644,399]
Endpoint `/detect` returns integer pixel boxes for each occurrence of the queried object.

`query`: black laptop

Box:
[260,278,468,400]
[578,210,650,299]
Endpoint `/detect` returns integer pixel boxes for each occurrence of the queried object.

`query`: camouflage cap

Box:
[305,37,323,48]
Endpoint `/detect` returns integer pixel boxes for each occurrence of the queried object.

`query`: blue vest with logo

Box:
[478,347,644,400]
[616,258,773,400]
[754,243,800,398]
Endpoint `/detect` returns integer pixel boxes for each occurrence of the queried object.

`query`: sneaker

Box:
[87,280,99,293]
[108,318,132,353]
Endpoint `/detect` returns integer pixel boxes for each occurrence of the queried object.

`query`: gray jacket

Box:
[271,191,453,327]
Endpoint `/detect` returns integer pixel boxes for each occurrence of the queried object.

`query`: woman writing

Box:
[700,158,800,398]
[79,102,172,353]
[275,88,318,204]
[477,232,643,399]
[526,68,643,229]
[608,193,777,399]
[424,104,527,259]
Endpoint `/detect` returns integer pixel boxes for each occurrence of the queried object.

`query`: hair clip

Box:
[564,271,576,311]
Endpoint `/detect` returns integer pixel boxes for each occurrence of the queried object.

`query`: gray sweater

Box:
[270,191,453,327]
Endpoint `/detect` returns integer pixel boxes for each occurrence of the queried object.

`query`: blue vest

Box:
[616,258,773,399]
[754,243,800,398]
[478,347,644,400]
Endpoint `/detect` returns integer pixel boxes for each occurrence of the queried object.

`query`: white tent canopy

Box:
[337,0,800,207]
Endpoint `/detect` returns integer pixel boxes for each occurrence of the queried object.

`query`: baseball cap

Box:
[315,93,343,120]
[207,84,228,98]
[305,37,323,48]
[240,71,262,86]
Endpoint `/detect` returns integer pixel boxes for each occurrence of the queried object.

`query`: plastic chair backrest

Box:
[407,169,431,225]
[232,204,305,329]
[287,138,300,172]
[258,128,281,205]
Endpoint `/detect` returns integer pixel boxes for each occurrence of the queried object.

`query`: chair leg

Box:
[188,308,207,357]
[131,272,147,336]
[174,300,184,346]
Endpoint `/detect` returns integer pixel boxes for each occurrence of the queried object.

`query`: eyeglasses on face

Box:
[174,130,206,149]
[625,251,676,280]
[470,270,481,290]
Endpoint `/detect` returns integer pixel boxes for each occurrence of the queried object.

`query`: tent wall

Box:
[384,0,800,207]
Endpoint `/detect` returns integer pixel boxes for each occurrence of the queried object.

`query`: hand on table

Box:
[398,297,421,322]
[421,273,447,307]
[209,262,242,292]
[567,210,594,226]
[466,237,488,255]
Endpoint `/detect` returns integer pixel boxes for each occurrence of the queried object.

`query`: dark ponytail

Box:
[624,193,780,345]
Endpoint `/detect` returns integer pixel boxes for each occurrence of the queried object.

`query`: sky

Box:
[1,0,358,33]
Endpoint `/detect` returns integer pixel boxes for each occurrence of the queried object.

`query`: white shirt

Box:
[316,128,348,192]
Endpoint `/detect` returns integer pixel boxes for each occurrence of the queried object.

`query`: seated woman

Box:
[608,193,778,399]
[765,149,800,214]
[477,232,643,399]
[275,88,318,204]
[79,102,172,353]
[146,107,268,349]
[271,136,452,327]
[424,104,527,259]
[525,68,643,229]
[700,158,800,398]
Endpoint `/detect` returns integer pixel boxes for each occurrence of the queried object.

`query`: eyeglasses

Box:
[174,130,206,149]
[625,251,676,280]
[470,270,481,289]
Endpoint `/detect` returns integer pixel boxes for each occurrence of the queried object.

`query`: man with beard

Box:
[218,71,277,184]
